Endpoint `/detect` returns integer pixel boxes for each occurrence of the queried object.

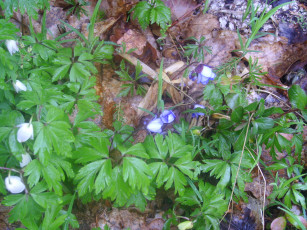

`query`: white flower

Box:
[17,123,34,143]
[200,65,213,78]
[5,176,25,194]
[160,110,176,124]
[147,118,163,133]
[20,153,32,168]
[5,40,19,55]
[13,80,27,93]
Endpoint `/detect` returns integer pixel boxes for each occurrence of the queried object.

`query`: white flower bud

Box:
[20,153,32,168]
[5,176,25,194]
[17,123,34,143]
[13,80,27,93]
[5,40,19,55]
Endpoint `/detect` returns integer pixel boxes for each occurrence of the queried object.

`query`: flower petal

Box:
[160,110,176,124]
[17,123,34,143]
[5,176,25,194]
[6,40,19,55]
[20,153,32,168]
[13,80,27,93]
[200,65,213,78]
[147,118,163,133]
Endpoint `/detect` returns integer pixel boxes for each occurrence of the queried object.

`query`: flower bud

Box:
[5,176,25,194]
[5,40,19,55]
[17,123,34,143]
[178,221,193,230]
[20,153,32,168]
[13,80,27,93]
[147,118,163,133]
[160,110,176,124]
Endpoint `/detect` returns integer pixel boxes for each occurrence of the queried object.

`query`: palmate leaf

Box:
[123,157,152,194]
[42,204,68,230]
[164,166,187,196]
[24,157,74,195]
[132,1,151,30]
[3,194,44,224]
[75,159,112,196]
[103,166,133,206]
[201,159,231,190]
[166,132,193,158]
[149,162,168,188]
[144,134,168,159]
[0,19,19,40]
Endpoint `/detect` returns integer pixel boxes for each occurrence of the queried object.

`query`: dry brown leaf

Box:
[164,0,198,21]
[186,14,220,40]
[137,82,159,118]
[245,35,307,79]
[117,29,148,55]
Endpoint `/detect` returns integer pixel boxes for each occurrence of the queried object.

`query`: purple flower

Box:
[160,110,176,123]
[192,104,205,118]
[147,118,163,133]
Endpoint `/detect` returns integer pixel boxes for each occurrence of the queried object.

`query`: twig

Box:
[118,53,196,103]
[0,167,21,174]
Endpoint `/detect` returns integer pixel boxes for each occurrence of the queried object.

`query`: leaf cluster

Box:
[116,60,147,97]
[131,0,171,36]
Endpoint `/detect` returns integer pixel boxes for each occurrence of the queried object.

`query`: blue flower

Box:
[147,118,163,133]
[190,65,216,85]
[192,104,205,118]
[160,110,176,123]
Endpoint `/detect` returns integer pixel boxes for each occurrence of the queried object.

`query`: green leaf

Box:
[42,204,68,230]
[288,85,307,110]
[174,154,198,180]
[0,20,19,39]
[69,63,91,82]
[3,194,43,224]
[149,162,168,188]
[253,117,274,133]
[166,132,193,158]
[292,189,306,209]
[121,143,149,159]
[144,134,168,159]
[103,166,133,206]
[225,93,241,109]
[74,99,98,126]
[164,166,187,196]
[24,159,42,187]
[0,127,12,142]
[75,159,112,196]
[132,1,151,30]
[52,64,71,81]
[231,106,244,123]
[203,84,223,108]
[123,157,152,194]
[0,175,7,195]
